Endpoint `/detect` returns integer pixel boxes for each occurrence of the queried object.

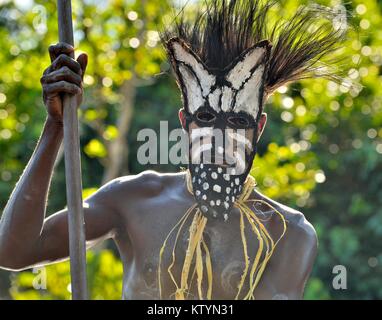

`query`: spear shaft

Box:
[57,0,88,300]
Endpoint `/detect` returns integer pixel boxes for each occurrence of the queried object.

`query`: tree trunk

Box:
[102,79,136,183]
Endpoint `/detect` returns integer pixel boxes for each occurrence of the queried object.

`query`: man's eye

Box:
[196,111,216,123]
[227,116,250,127]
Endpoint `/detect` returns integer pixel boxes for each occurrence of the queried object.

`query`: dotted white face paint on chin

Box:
[189,162,250,219]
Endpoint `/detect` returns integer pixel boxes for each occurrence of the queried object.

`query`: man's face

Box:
[167,38,270,218]
[183,110,265,217]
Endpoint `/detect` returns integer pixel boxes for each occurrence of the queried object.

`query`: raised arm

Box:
[0,44,118,271]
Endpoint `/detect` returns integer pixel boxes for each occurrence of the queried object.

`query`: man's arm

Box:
[0,43,119,271]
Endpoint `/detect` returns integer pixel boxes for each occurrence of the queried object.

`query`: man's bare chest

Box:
[121,210,273,299]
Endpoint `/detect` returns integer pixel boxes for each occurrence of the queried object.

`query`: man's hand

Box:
[40,42,88,124]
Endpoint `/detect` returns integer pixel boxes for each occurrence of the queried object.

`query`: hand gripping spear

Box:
[57,0,88,300]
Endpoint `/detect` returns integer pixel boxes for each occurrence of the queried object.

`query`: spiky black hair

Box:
[161,0,349,96]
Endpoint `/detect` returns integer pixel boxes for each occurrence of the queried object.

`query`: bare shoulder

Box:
[94,170,184,202]
[253,188,318,253]
[253,189,318,295]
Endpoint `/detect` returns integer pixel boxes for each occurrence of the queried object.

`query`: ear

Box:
[256,113,267,142]
[227,40,271,119]
[178,108,187,130]
[166,38,216,114]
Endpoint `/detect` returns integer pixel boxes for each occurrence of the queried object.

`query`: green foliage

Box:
[260,0,382,300]
[251,142,319,206]
[1,0,381,300]
[10,250,123,300]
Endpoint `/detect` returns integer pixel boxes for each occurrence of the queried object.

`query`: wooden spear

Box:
[57,0,88,300]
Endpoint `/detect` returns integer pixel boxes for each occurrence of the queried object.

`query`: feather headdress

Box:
[162,0,348,105]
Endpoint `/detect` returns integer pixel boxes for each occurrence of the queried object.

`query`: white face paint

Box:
[208,88,222,112]
[171,42,215,95]
[232,151,246,174]
[213,184,221,193]
[234,65,265,116]
[190,127,214,164]
[190,127,214,140]
[227,129,253,149]
[191,143,213,163]
[226,46,265,89]
[221,86,234,112]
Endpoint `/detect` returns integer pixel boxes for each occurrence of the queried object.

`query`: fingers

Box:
[43,81,81,96]
[47,43,87,81]
[48,42,74,62]
[40,66,82,87]
[77,53,88,79]
[51,54,81,74]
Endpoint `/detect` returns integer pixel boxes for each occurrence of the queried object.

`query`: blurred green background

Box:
[0,0,381,299]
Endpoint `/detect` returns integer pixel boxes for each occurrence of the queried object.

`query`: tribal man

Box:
[0,0,347,299]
